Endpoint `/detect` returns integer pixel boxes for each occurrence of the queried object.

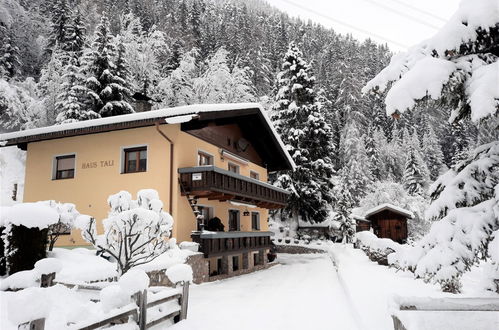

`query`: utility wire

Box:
[361,0,440,29]
[279,0,410,49]
[387,0,447,22]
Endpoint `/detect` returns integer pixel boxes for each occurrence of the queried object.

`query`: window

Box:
[228,162,239,174]
[250,171,260,180]
[228,210,240,231]
[251,212,260,230]
[198,151,213,166]
[55,155,75,179]
[124,147,147,173]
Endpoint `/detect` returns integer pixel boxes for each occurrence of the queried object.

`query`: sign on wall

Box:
[81,160,115,169]
[192,173,202,181]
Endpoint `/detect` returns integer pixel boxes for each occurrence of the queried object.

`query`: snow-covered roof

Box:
[364,203,414,219]
[0,103,296,170]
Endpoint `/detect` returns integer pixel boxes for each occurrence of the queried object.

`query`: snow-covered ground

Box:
[171,253,359,330]
[2,245,497,329]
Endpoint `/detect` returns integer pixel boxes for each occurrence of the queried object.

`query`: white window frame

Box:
[197,149,214,166]
[120,144,148,174]
[249,170,260,181]
[228,162,240,174]
[52,153,77,180]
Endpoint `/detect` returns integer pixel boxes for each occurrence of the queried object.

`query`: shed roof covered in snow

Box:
[364,203,414,219]
[0,103,295,171]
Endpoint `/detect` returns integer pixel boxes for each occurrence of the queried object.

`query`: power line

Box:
[361,0,440,29]
[387,0,447,22]
[279,0,410,49]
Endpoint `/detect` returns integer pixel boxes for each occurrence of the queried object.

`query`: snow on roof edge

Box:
[364,203,414,219]
[0,102,296,170]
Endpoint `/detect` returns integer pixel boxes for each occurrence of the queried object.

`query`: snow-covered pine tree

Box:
[422,124,445,181]
[82,13,133,117]
[271,42,335,223]
[366,0,499,292]
[402,130,429,196]
[0,31,21,80]
[338,124,373,205]
[56,57,99,124]
[364,127,381,181]
[47,0,72,54]
[64,9,86,57]
[450,122,470,167]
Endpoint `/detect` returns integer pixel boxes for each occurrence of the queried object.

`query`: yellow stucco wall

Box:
[23,123,269,246]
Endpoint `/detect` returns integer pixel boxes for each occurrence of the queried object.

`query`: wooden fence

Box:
[18,272,189,330]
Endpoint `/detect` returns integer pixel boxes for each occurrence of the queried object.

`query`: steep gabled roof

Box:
[0,103,295,171]
[364,203,414,219]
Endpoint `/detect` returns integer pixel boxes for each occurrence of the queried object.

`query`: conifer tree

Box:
[422,125,445,181]
[64,10,86,57]
[0,31,21,79]
[365,127,381,181]
[82,13,133,117]
[402,132,429,196]
[271,42,335,223]
[47,0,72,53]
[56,57,99,124]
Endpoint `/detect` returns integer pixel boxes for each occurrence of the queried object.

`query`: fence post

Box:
[133,289,147,330]
[180,281,189,321]
[18,318,45,330]
[40,272,56,288]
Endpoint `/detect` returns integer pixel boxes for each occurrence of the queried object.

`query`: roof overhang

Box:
[0,103,295,172]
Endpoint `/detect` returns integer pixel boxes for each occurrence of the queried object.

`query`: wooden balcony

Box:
[191,231,273,257]
[178,166,289,209]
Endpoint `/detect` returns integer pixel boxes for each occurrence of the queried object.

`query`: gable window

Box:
[228,162,239,174]
[251,212,260,230]
[198,151,213,166]
[55,155,75,179]
[124,147,147,173]
[250,171,260,180]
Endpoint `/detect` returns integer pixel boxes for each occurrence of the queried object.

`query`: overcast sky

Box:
[265,0,461,52]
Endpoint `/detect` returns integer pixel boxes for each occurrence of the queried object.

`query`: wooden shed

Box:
[362,204,413,244]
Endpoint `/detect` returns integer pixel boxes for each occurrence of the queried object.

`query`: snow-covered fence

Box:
[390,297,499,330]
[72,282,189,330]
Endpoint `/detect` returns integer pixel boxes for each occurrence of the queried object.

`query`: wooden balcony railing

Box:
[178,166,289,209]
[191,231,273,257]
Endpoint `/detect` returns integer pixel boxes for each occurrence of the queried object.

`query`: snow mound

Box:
[118,269,150,295]
[2,202,59,228]
[34,258,62,275]
[100,285,131,313]
[7,287,50,325]
[0,269,39,291]
[165,264,193,284]
[179,241,199,252]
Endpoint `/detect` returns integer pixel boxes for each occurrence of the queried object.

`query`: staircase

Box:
[179,179,205,231]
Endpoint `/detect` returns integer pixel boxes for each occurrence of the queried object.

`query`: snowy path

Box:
[171,253,359,330]
[328,245,445,330]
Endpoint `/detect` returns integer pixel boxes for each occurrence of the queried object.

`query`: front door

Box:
[229,210,240,231]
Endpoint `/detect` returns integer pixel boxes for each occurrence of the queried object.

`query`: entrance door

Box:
[229,210,240,231]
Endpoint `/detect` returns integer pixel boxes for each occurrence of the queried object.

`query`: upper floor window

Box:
[251,212,261,230]
[198,151,213,166]
[250,171,260,180]
[55,155,75,180]
[228,162,239,174]
[124,147,147,173]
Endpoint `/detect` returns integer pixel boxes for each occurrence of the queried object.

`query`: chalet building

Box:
[355,203,413,243]
[0,103,295,279]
